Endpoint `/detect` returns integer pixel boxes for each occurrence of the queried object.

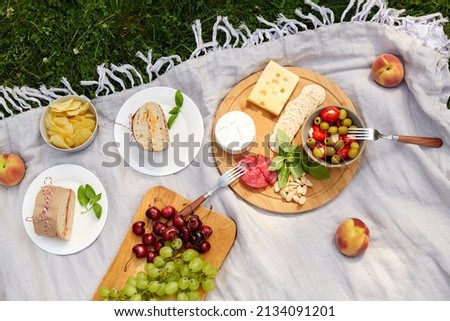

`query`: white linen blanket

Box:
[1,15,449,300]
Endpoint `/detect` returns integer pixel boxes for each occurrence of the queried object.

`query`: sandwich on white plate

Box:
[32,185,75,241]
[131,101,170,152]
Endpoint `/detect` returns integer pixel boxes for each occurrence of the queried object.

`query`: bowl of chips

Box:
[40,95,98,152]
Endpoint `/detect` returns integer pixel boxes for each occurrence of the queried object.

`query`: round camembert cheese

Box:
[215,111,256,154]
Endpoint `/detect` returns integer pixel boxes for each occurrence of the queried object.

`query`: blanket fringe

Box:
[1,0,448,118]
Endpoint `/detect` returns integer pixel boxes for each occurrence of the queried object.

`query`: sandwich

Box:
[32,185,75,240]
[131,102,170,152]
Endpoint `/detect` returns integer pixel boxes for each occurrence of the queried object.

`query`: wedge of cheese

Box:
[247,60,300,116]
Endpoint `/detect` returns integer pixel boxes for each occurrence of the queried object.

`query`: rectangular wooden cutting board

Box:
[92,185,236,300]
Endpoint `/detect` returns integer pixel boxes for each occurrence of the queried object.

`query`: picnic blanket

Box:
[1,1,450,300]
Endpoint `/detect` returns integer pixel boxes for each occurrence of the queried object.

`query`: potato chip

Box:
[66,102,91,116]
[44,113,56,130]
[65,137,75,147]
[71,128,93,146]
[52,116,69,127]
[73,118,96,132]
[49,134,71,149]
[49,99,75,112]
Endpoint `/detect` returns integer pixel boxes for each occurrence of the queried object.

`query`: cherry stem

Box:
[153,197,166,207]
[123,254,134,272]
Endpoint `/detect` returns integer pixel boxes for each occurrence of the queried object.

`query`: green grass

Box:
[0,0,449,102]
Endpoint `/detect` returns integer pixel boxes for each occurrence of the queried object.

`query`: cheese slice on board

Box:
[247,61,300,116]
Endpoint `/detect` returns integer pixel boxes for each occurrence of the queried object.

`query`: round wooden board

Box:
[212,67,363,214]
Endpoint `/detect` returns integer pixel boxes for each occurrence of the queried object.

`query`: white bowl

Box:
[40,95,98,152]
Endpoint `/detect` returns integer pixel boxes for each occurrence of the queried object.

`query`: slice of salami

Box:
[241,168,268,189]
[239,154,277,189]
[260,164,278,185]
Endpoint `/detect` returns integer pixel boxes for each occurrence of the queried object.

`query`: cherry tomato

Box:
[320,106,340,123]
[336,145,350,160]
[340,134,356,145]
[312,125,328,142]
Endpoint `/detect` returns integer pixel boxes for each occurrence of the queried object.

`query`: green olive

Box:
[324,137,334,145]
[328,126,338,135]
[319,122,329,131]
[307,137,316,147]
[312,147,324,159]
[325,146,335,157]
[339,109,347,120]
[342,118,352,127]
[338,126,348,135]
[348,148,359,159]
[350,142,360,149]
[334,140,345,150]
[314,116,322,125]
[331,154,341,164]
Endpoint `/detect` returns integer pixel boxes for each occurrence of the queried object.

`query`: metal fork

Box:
[178,163,247,216]
[347,128,443,148]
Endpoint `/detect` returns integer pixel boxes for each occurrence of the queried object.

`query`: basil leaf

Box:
[278,165,290,188]
[276,128,290,146]
[175,89,184,108]
[93,203,102,220]
[77,185,89,207]
[90,193,102,204]
[168,107,179,115]
[269,156,285,171]
[84,184,96,200]
[307,164,330,180]
[289,162,305,180]
[167,114,177,129]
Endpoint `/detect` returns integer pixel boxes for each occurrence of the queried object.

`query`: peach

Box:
[371,53,404,88]
[335,218,370,257]
[0,153,26,187]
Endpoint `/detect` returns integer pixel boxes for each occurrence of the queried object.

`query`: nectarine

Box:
[335,218,370,257]
[0,153,26,187]
[371,53,404,88]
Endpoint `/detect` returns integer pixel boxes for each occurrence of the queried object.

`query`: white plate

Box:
[22,164,108,255]
[114,87,204,176]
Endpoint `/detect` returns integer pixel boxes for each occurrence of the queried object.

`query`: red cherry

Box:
[145,206,161,221]
[132,244,148,258]
[172,214,187,229]
[199,225,213,238]
[178,226,191,242]
[132,221,146,236]
[198,241,211,254]
[142,233,156,246]
[183,242,195,250]
[188,215,202,231]
[153,239,165,254]
[191,230,204,246]
[161,205,177,219]
[146,250,157,263]
[162,225,178,241]
[153,221,167,236]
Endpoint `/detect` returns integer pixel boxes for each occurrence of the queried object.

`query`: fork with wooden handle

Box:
[178,163,247,217]
[347,128,443,148]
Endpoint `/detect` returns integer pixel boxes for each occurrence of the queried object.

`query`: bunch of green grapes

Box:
[98,238,218,301]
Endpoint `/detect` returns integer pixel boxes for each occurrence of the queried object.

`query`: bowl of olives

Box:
[301,106,366,167]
